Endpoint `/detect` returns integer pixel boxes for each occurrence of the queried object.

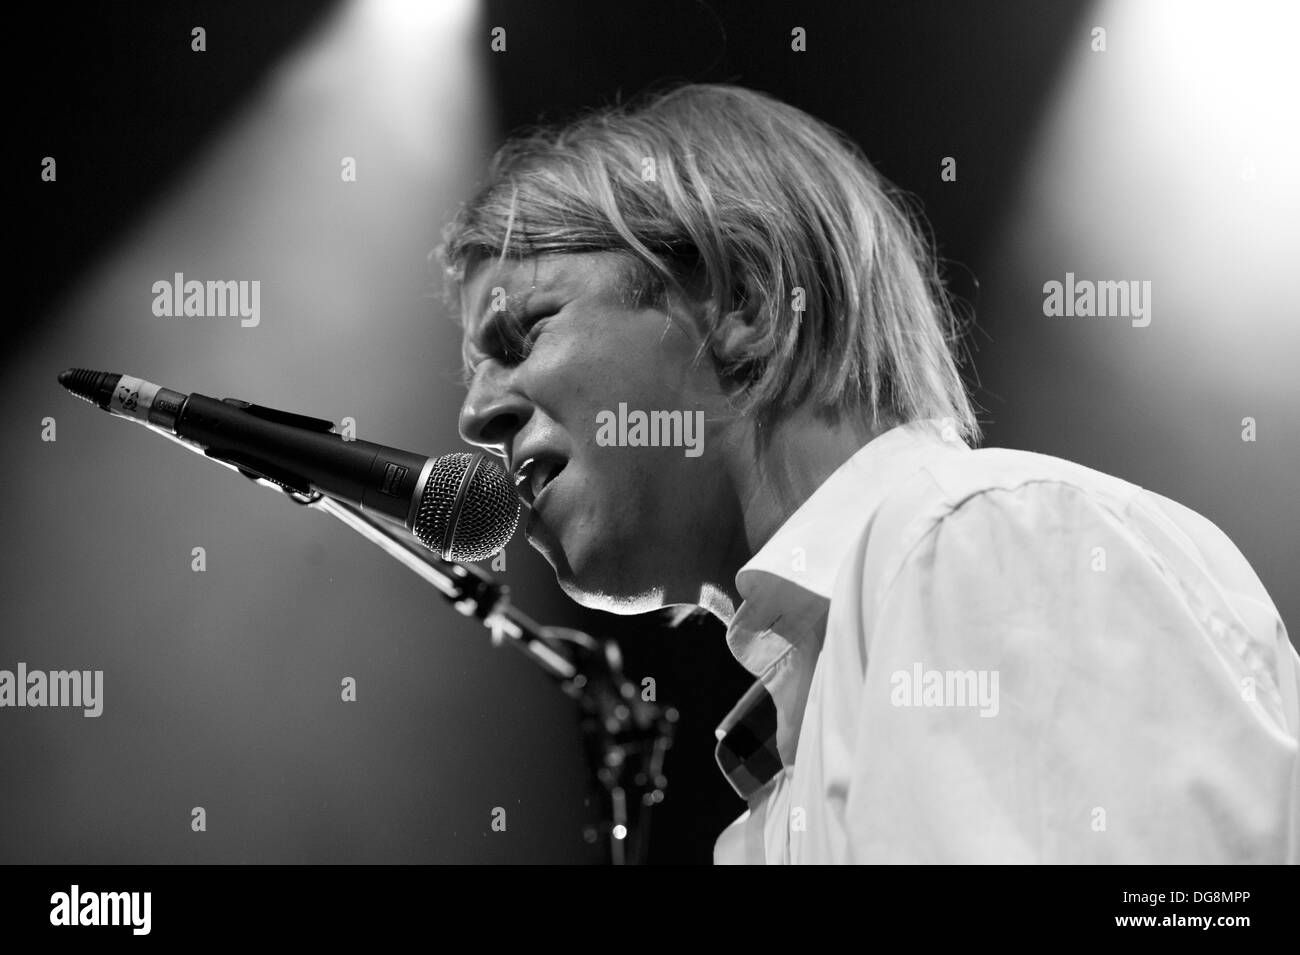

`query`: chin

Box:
[553,561,667,616]
[528,516,656,613]
[566,586,669,616]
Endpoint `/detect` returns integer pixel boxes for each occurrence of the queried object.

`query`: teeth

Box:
[530,460,556,501]
[512,456,564,504]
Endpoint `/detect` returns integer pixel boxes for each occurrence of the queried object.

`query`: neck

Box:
[697,406,883,626]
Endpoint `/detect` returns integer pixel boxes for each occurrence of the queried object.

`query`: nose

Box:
[457,360,531,460]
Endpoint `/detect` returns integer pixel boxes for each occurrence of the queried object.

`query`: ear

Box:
[709,285,764,370]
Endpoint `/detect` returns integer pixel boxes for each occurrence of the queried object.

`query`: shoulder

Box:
[838,446,1148,606]
[828,445,1294,736]
[832,444,1276,653]
[857,445,1271,612]
[910,445,1147,519]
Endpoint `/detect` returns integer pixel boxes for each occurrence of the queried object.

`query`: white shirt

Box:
[712,421,1300,864]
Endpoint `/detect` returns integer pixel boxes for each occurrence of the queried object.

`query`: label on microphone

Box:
[380,462,409,496]
[110,375,161,423]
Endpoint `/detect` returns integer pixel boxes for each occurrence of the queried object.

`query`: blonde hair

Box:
[439,83,979,445]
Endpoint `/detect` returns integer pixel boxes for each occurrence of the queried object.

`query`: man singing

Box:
[440,84,1298,864]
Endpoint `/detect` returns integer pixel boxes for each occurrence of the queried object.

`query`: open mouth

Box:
[514,456,567,508]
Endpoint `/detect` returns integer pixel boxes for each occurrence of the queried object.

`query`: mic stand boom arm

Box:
[312,494,576,678]
[67,406,677,863]
[305,492,678,866]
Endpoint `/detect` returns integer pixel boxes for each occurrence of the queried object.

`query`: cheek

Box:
[591,450,698,515]
[588,352,697,415]
[539,318,713,460]
[541,348,666,428]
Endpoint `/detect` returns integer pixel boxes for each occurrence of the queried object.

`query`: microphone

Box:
[57,368,519,562]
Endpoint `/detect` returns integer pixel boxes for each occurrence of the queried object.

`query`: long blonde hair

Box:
[440,83,979,445]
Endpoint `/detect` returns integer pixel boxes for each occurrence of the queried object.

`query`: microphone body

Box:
[179,391,431,527]
[58,369,519,561]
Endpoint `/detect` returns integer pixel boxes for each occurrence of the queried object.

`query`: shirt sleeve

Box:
[841,480,1299,863]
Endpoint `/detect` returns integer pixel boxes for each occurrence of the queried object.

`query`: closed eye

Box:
[499,311,555,364]
[460,311,555,385]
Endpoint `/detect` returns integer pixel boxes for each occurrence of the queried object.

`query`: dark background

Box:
[6,0,1296,864]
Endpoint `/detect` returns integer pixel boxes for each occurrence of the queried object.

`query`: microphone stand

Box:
[300,491,678,865]
[76,411,677,862]
[125,420,676,862]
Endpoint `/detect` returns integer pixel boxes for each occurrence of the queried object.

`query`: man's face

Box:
[457,251,741,613]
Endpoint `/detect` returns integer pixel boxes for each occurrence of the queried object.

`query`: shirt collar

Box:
[714,419,967,800]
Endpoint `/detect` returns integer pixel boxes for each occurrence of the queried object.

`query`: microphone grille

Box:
[412,452,519,562]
